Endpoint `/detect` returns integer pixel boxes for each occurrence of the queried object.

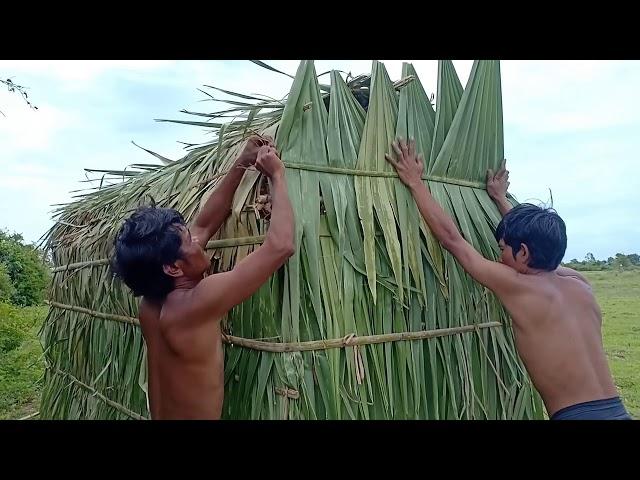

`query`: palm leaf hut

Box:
[40,60,544,420]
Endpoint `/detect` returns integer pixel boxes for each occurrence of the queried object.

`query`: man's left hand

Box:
[236,135,275,167]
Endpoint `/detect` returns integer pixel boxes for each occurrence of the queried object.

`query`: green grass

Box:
[584,270,640,419]
[0,303,47,420]
[0,270,637,420]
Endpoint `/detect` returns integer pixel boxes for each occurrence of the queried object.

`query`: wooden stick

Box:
[48,301,501,352]
[50,367,148,420]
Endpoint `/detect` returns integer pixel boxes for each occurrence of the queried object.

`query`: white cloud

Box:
[502,60,640,134]
[0,60,174,84]
[0,98,76,152]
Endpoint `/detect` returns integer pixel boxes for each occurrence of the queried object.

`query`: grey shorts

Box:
[551,396,633,420]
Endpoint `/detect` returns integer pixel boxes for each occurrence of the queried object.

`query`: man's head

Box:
[111,206,210,300]
[495,203,567,273]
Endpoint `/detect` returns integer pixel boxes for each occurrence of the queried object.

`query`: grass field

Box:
[0,270,637,419]
[585,270,639,418]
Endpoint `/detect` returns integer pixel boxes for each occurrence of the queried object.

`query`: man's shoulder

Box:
[501,272,558,305]
[158,286,220,329]
[523,273,595,308]
[188,272,231,308]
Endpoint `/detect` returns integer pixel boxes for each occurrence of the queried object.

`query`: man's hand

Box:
[486,159,513,217]
[487,159,510,200]
[382,138,524,303]
[255,145,285,179]
[385,138,424,190]
[236,135,274,168]
[191,135,275,247]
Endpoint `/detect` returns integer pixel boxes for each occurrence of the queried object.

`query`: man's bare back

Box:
[497,269,617,416]
[140,292,225,419]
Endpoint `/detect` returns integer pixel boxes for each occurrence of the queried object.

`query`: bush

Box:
[0,230,50,306]
[0,303,38,354]
[0,264,15,304]
[0,303,47,419]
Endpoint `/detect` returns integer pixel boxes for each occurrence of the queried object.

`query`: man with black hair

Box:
[387,138,631,420]
[112,137,294,419]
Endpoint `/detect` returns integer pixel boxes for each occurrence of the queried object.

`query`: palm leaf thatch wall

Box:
[40,60,544,420]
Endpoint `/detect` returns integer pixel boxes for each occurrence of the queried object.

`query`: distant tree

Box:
[613,253,631,269]
[563,252,639,272]
[627,253,640,266]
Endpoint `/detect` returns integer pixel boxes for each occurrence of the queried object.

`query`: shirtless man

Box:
[386,138,631,420]
[112,137,294,419]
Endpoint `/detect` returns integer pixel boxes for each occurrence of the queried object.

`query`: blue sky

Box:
[0,60,637,261]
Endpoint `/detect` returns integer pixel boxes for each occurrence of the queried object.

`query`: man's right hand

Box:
[255,145,285,179]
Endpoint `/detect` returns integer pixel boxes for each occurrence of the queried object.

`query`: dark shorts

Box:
[551,396,633,420]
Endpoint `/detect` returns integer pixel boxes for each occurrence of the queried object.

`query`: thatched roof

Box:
[40,60,543,420]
